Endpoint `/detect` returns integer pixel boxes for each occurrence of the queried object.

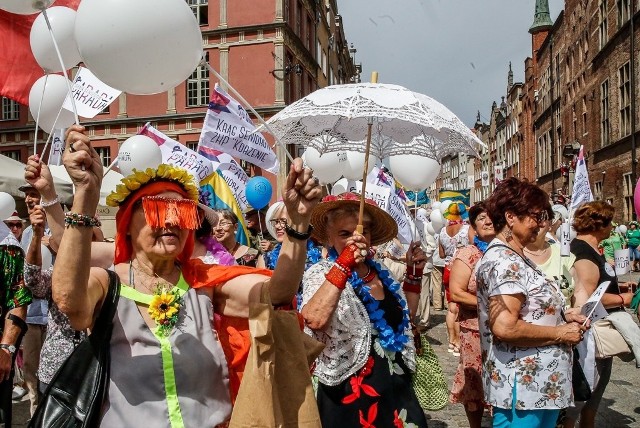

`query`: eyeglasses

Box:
[5,223,22,229]
[528,210,550,224]
[215,221,235,229]
[269,218,288,228]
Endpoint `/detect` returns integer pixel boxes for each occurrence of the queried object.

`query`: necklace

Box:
[523,245,550,256]
[328,249,410,353]
[128,260,186,337]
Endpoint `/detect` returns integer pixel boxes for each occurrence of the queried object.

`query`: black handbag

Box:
[29,269,120,428]
[572,347,592,402]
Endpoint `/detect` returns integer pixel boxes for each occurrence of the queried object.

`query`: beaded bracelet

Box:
[64,212,101,228]
[40,195,59,208]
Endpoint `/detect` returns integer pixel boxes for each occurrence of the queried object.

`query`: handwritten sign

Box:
[47,128,65,166]
[581,281,610,323]
[63,67,121,118]
[139,124,214,183]
[216,153,249,212]
[615,249,630,276]
[560,221,571,256]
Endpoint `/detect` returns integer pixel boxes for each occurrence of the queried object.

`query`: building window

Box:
[295,1,302,37]
[599,0,608,49]
[186,142,198,151]
[601,79,610,146]
[2,150,20,161]
[594,180,603,200]
[1,97,19,121]
[619,62,631,137]
[624,172,633,221]
[187,54,209,107]
[98,105,109,115]
[617,0,630,27]
[95,146,111,167]
[188,0,208,26]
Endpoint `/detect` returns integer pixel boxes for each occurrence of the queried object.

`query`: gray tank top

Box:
[100,285,232,427]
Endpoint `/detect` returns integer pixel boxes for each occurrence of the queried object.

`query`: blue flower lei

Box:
[265,241,322,271]
[328,248,410,353]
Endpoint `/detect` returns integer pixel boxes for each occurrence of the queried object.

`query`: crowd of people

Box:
[0,125,636,427]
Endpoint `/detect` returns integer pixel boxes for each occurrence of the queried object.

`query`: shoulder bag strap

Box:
[92,270,121,333]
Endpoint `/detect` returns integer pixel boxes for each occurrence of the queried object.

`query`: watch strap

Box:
[0,344,15,354]
[285,223,313,240]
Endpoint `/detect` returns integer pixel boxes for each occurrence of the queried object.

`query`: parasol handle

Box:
[357,72,379,234]
[357,120,374,233]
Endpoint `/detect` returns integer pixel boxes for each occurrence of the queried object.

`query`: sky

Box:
[339,0,564,127]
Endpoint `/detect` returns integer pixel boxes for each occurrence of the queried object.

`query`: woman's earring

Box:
[504,227,513,241]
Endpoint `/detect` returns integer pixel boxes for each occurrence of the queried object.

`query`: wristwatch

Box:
[0,344,15,355]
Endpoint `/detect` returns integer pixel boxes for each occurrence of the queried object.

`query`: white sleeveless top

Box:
[439,224,470,264]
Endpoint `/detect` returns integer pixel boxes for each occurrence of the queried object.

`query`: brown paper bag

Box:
[229,285,323,428]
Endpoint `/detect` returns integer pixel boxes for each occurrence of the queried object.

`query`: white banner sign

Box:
[581,281,611,323]
[216,153,249,212]
[47,128,65,166]
[481,170,490,187]
[139,124,215,183]
[615,249,630,276]
[494,164,503,184]
[560,221,571,257]
[198,84,279,174]
[63,67,121,118]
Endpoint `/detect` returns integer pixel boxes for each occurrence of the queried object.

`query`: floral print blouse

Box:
[476,240,573,410]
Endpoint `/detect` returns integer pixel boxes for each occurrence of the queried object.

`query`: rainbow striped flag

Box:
[199,171,249,245]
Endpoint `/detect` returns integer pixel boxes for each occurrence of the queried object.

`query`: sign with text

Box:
[615,249,630,276]
[198,84,279,174]
[47,128,65,166]
[216,153,249,212]
[63,67,121,118]
[581,281,610,323]
[139,123,215,183]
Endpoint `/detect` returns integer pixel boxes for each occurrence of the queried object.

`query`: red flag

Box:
[0,1,80,105]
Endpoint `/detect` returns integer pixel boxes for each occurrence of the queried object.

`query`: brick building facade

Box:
[0,0,358,199]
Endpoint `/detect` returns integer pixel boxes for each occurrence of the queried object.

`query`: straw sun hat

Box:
[310,192,397,246]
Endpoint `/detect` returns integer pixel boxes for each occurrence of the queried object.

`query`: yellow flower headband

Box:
[106,164,200,207]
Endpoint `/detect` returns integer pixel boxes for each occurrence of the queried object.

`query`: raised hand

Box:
[24,155,56,200]
[29,206,46,239]
[282,158,322,225]
[63,125,103,192]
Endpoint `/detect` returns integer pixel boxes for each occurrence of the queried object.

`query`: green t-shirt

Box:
[600,232,625,261]
[626,229,640,247]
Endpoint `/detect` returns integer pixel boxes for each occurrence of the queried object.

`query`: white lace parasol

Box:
[265,83,484,160]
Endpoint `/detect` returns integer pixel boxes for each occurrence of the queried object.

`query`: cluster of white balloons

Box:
[2,0,204,133]
[303,148,442,193]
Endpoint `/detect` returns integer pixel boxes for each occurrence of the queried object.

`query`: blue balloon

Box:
[245,176,273,210]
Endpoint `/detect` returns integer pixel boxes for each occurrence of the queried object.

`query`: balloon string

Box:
[40,104,64,161]
[42,8,80,126]
[412,190,419,276]
[103,159,118,177]
[33,74,48,155]
[200,58,295,165]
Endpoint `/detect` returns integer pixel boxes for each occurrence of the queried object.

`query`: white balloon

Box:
[0,193,15,220]
[430,210,444,233]
[0,0,52,14]
[551,204,569,221]
[75,0,203,95]
[416,208,429,223]
[304,148,344,185]
[332,178,349,195]
[341,151,379,181]
[440,200,453,216]
[28,74,75,134]
[30,7,82,73]
[117,135,163,176]
[387,155,440,191]
[431,201,441,210]
[41,245,52,271]
[425,221,436,236]
[619,225,628,235]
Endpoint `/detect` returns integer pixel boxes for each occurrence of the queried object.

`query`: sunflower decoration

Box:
[148,286,184,337]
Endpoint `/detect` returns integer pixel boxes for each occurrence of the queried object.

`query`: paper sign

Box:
[216,153,249,212]
[614,249,630,276]
[47,128,65,166]
[139,124,215,183]
[560,222,571,256]
[581,281,610,323]
[63,67,121,118]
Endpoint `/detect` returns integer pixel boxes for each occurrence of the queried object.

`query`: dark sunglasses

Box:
[5,222,22,229]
